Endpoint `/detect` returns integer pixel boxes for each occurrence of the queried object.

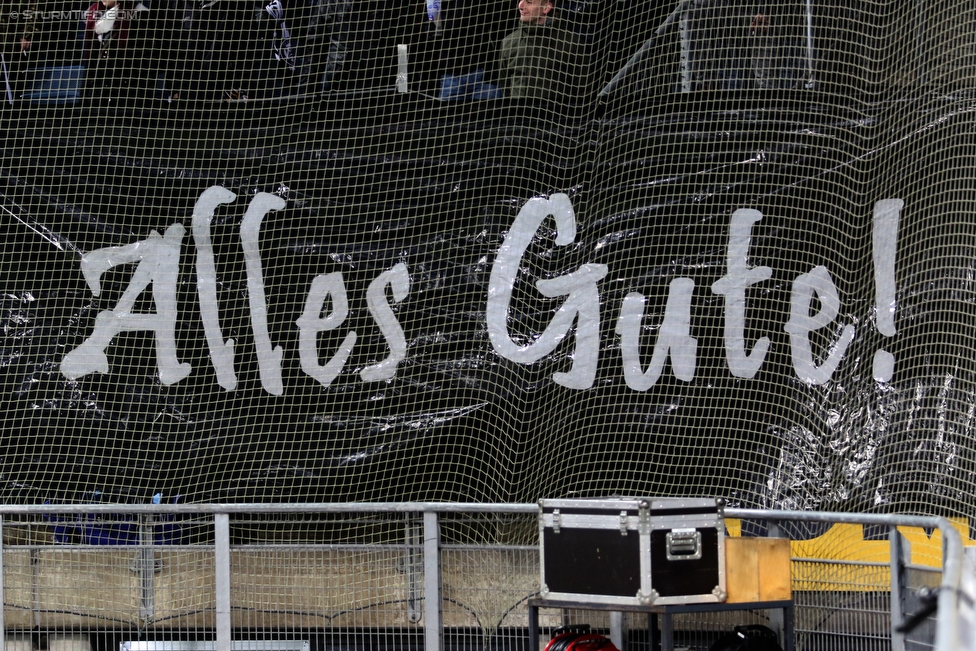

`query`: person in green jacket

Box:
[498,0,583,103]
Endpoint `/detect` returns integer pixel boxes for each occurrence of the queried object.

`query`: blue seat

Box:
[438,69,502,102]
[22,65,85,105]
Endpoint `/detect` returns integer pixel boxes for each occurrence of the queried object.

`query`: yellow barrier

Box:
[726,518,976,591]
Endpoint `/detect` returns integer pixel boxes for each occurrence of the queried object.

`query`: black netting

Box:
[1,0,975,519]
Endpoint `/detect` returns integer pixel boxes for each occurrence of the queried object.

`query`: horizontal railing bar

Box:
[440,544,538,551]
[0,542,541,553]
[0,544,215,552]
[793,557,944,574]
[9,546,943,562]
[0,503,539,515]
[7,504,959,525]
[726,508,951,530]
[236,543,539,552]
[234,543,409,551]
[792,557,891,568]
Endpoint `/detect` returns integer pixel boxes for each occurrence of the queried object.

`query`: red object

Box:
[84,2,130,59]
[544,633,619,651]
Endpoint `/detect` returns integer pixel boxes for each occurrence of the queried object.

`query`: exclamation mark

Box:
[872,199,903,382]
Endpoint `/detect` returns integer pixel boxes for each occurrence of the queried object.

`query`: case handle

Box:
[665,528,702,561]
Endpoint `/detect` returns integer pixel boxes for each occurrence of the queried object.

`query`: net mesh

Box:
[1,0,975,525]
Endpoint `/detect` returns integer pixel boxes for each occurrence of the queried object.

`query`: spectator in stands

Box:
[300,0,389,95]
[208,2,260,101]
[433,0,507,101]
[215,1,297,101]
[146,1,284,102]
[143,0,203,102]
[83,0,132,104]
[85,0,130,60]
[300,0,353,93]
[497,0,583,103]
[118,0,151,102]
[262,0,297,96]
[1,1,39,105]
[687,4,803,91]
[144,0,227,102]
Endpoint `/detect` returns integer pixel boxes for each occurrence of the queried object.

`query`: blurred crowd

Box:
[1,0,808,109]
[2,0,392,105]
[1,0,609,108]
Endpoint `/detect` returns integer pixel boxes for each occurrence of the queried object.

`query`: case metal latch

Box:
[619,511,628,536]
[552,509,561,534]
[665,528,702,561]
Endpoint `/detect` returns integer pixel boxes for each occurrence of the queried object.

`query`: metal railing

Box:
[727,509,974,651]
[0,503,971,651]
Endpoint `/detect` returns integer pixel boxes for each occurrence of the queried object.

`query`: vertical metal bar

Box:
[30,546,38,628]
[661,612,674,651]
[0,515,5,651]
[528,604,539,651]
[679,9,692,92]
[2,53,13,105]
[890,525,909,651]
[783,603,795,651]
[768,606,785,644]
[766,521,786,644]
[396,44,409,93]
[405,516,423,623]
[934,520,966,651]
[423,511,442,651]
[609,611,627,651]
[214,514,232,651]
[804,0,816,88]
[138,514,156,622]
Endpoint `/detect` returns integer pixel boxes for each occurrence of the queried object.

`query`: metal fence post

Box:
[890,525,910,651]
[215,513,232,651]
[766,522,786,642]
[424,511,442,651]
[0,515,5,651]
[138,514,156,622]
[609,611,627,651]
[406,515,424,624]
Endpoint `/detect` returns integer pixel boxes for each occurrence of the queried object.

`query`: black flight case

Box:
[539,497,727,606]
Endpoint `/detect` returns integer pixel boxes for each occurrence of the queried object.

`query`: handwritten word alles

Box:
[61,187,408,395]
[60,187,903,394]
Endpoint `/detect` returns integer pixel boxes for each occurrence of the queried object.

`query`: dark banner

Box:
[2,1,975,524]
